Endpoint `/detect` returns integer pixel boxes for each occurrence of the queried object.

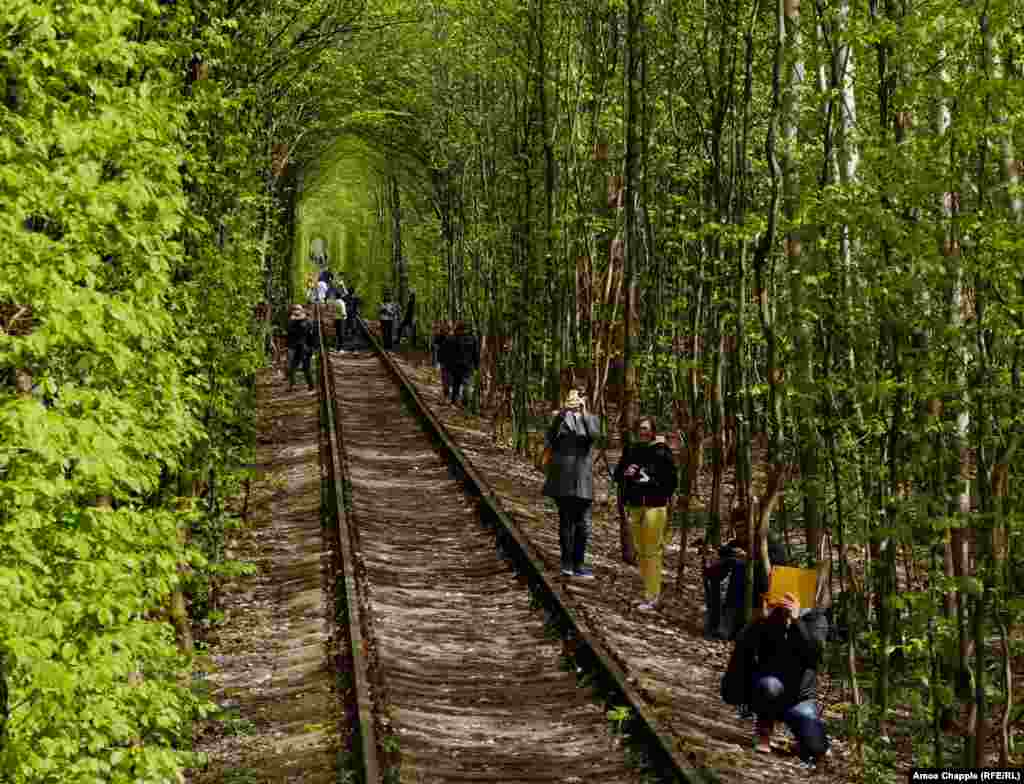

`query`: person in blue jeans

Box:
[720,592,830,766]
[704,524,789,640]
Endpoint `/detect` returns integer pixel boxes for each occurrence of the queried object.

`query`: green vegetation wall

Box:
[1,3,208,780]
[0,0,358,778]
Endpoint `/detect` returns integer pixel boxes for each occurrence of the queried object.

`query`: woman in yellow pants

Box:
[613,416,679,610]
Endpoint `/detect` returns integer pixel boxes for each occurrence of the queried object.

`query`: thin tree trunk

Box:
[621,0,643,440]
[390,176,408,309]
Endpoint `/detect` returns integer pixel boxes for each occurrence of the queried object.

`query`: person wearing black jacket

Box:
[704,520,789,640]
[613,416,678,610]
[286,304,317,391]
[439,321,479,405]
[343,287,360,339]
[721,593,830,764]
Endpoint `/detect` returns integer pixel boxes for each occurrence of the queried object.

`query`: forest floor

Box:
[389,348,862,784]
[187,370,342,784]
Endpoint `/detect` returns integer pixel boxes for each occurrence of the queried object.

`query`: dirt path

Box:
[189,371,340,784]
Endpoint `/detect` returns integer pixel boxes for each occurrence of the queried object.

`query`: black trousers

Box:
[555,497,592,571]
[287,347,313,389]
[335,318,345,349]
[380,319,394,349]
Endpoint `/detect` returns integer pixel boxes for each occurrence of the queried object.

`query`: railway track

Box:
[315,311,699,784]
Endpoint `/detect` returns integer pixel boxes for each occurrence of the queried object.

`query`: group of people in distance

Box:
[539,389,831,769]
[284,269,368,391]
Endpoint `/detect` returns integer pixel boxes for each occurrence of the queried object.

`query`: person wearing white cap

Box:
[541,388,601,578]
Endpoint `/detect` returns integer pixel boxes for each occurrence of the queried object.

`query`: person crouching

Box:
[720,592,830,767]
[613,415,678,610]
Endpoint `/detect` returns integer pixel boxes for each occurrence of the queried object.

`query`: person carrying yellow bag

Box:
[614,415,678,611]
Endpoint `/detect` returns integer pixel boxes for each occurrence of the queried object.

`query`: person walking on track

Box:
[433,321,452,398]
[439,321,479,406]
[286,304,316,391]
[542,388,601,579]
[379,291,399,350]
[343,286,360,338]
[397,290,417,346]
[613,415,678,610]
[333,291,347,351]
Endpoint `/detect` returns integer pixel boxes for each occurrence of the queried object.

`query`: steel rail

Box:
[314,306,381,784]
[352,317,711,784]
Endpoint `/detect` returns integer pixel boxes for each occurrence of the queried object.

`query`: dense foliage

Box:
[1,0,360,779]
[4,0,1024,780]
[300,0,1024,776]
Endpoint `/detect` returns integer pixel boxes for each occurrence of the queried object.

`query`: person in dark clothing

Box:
[397,290,416,346]
[613,416,678,609]
[379,292,399,350]
[439,322,479,405]
[721,592,830,765]
[286,304,316,391]
[542,388,602,578]
[343,287,360,339]
[704,519,789,640]
[433,321,452,397]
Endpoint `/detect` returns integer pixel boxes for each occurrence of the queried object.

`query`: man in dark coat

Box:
[542,389,601,578]
[439,321,479,405]
[721,593,830,765]
[343,287,360,339]
[286,304,317,391]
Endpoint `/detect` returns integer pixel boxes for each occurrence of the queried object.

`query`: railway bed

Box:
[316,313,701,784]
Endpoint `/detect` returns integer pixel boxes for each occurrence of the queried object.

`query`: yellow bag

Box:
[765,565,818,611]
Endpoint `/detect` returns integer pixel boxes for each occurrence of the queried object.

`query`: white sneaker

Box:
[637,600,658,611]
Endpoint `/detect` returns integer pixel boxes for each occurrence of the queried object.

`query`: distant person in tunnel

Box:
[433,321,452,398]
[440,321,478,406]
[333,291,347,351]
[542,388,601,579]
[286,304,316,391]
[397,290,416,346]
[343,286,360,340]
[379,291,400,350]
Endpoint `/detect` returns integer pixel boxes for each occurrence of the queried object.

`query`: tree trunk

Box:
[390,175,408,309]
[621,0,643,440]
[674,417,705,593]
